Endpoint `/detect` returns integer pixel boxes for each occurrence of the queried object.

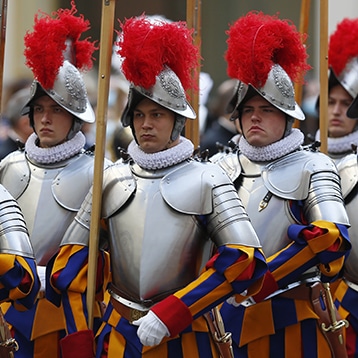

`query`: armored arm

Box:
[149,164,267,337]
[252,152,350,302]
[0,185,39,309]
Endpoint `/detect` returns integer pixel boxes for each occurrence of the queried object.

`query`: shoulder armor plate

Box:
[102,162,136,218]
[52,155,112,211]
[209,151,241,182]
[336,153,358,198]
[0,151,30,199]
[262,150,337,200]
[161,160,233,215]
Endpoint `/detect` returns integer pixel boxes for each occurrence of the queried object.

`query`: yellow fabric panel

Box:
[31,299,65,339]
[318,257,344,277]
[0,254,15,275]
[107,328,126,357]
[295,298,318,322]
[181,332,199,357]
[247,335,270,357]
[66,291,88,331]
[334,280,350,320]
[285,324,301,358]
[191,315,209,332]
[33,331,60,358]
[142,342,168,357]
[240,300,274,346]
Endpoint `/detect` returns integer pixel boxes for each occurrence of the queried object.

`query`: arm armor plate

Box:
[0,185,34,257]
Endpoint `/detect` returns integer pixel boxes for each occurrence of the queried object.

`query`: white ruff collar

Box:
[315,129,358,154]
[25,132,86,164]
[239,128,304,161]
[127,136,194,170]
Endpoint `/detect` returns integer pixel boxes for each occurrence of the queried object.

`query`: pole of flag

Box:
[185,0,201,148]
[319,0,328,154]
[0,0,8,111]
[293,0,311,128]
[86,0,116,329]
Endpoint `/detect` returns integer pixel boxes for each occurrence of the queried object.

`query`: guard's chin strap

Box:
[66,118,83,140]
[170,115,186,141]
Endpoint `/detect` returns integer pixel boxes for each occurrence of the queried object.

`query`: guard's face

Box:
[328,84,355,138]
[133,98,178,153]
[32,95,73,148]
[240,95,286,147]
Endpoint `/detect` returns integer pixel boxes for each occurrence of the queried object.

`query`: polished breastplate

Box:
[107,163,211,304]
[0,152,98,265]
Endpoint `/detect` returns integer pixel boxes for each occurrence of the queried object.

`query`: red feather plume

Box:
[329,18,358,76]
[116,15,200,91]
[225,11,310,88]
[24,1,97,90]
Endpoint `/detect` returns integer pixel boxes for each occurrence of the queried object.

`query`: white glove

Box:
[132,310,170,346]
[37,265,46,292]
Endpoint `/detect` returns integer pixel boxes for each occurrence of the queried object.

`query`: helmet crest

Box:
[225,11,311,121]
[116,15,199,93]
[226,11,310,88]
[329,18,358,77]
[23,1,96,125]
[24,0,97,90]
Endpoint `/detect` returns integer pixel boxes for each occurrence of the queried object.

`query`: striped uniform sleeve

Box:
[0,254,39,310]
[151,244,267,337]
[50,244,111,334]
[253,220,351,302]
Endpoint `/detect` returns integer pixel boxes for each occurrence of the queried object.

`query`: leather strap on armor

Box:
[204,308,234,358]
[109,296,148,324]
[311,282,348,358]
[108,285,150,324]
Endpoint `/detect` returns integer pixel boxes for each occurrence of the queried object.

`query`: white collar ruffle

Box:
[25,132,86,164]
[127,136,194,170]
[239,128,304,162]
[315,129,358,154]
